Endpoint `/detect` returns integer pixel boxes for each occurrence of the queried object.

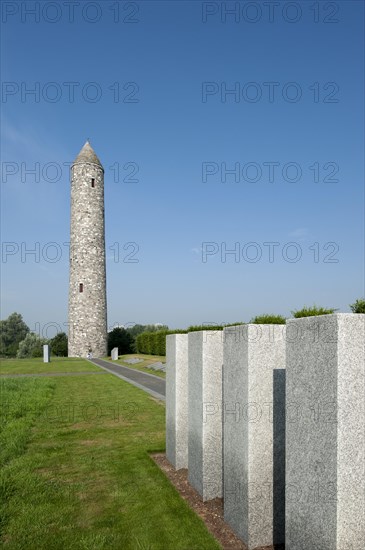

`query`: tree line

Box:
[1,300,364,359]
[0,314,169,358]
[0,313,68,357]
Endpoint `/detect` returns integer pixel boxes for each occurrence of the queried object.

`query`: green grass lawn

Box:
[0,358,220,549]
[110,354,166,379]
[0,357,102,375]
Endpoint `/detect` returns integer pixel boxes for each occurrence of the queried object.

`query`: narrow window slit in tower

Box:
[79,283,84,293]
[91,178,95,187]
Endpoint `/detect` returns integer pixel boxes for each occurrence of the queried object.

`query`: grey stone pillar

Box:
[286,313,365,550]
[43,344,50,363]
[223,324,286,549]
[188,330,224,501]
[166,334,189,470]
[111,347,118,360]
[68,142,107,358]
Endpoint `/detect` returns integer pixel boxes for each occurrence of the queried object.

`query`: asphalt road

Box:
[89,358,166,401]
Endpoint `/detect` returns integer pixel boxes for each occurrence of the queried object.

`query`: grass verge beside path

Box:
[0,357,102,375]
[110,354,166,379]
[0,358,220,550]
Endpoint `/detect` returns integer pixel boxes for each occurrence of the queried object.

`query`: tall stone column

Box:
[188,330,224,501]
[166,333,189,469]
[68,141,107,358]
[223,324,286,549]
[286,314,365,550]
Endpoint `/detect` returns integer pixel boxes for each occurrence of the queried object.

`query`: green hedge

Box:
[136,324,244,356]
[136,329,187,356]
[131,303,363,357]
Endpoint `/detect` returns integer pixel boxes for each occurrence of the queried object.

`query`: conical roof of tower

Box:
[73,141,103,167]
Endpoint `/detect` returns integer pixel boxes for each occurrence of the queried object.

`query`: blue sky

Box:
[1,0,364,334]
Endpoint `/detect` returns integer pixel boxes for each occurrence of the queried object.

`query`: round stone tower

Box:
[68,141,107,358]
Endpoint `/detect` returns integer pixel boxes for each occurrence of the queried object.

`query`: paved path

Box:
[89,358,166,402]
[0,371,108,378]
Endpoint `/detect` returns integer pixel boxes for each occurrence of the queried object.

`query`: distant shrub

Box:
[17,333,48,358]
[0,312,30,357]
[251,314,286,324]
[349,298,365,314]
[291,305,336,318]
[107,328,133,355]
[50,332,68,356]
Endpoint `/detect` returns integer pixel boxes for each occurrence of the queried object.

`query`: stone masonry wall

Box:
[68,161,107,357]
